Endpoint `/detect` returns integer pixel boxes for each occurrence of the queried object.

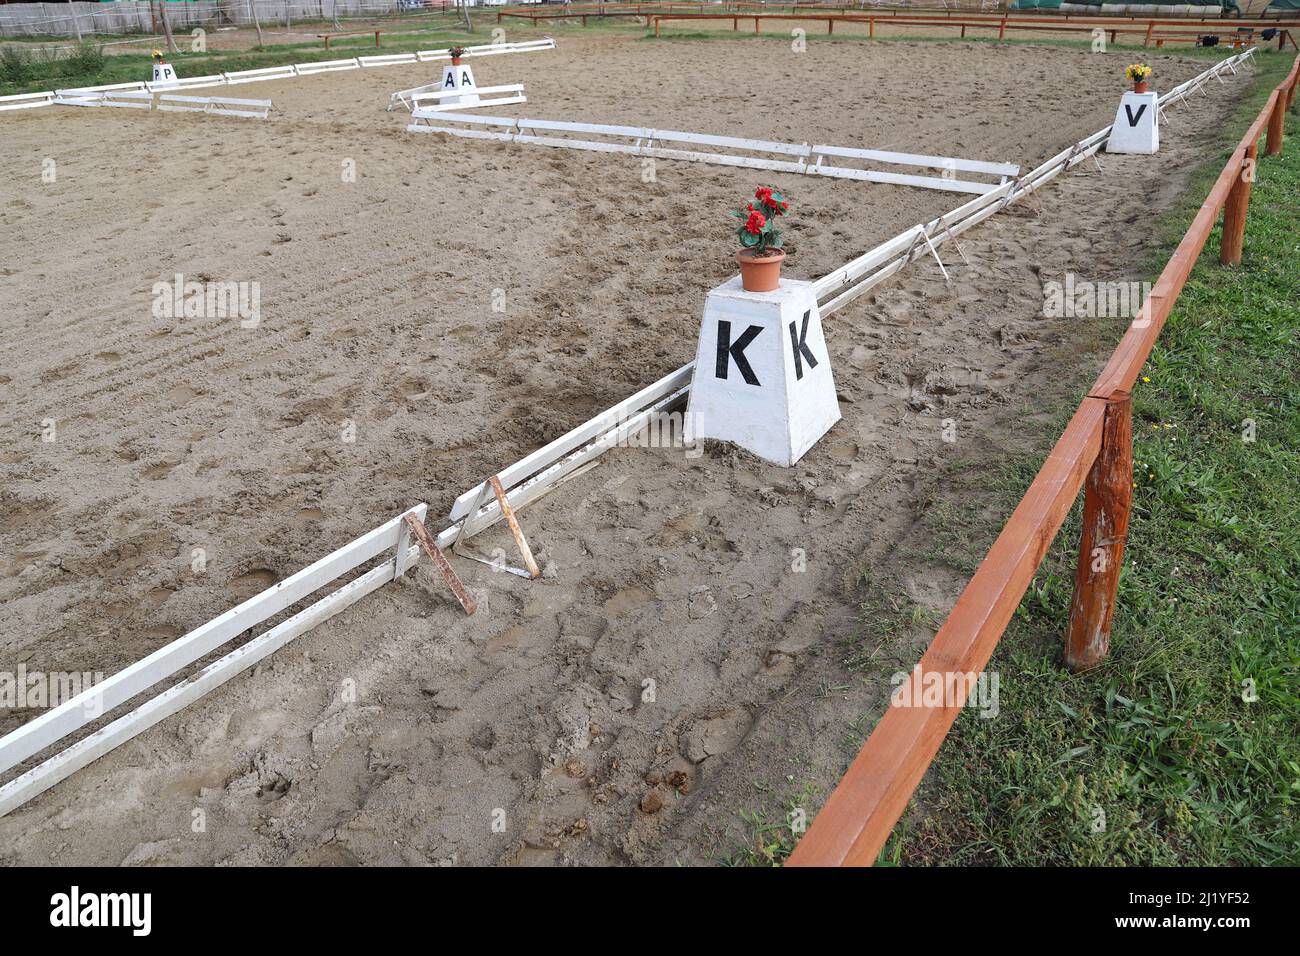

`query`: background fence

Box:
[0,1,473,39]
[1,1,1286,39]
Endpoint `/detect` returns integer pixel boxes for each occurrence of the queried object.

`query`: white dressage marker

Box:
[1106,91,1160,155]
[685,278,840,467]
[151,60,178,84]
[440,61,479,108]
[407,112,1019,195]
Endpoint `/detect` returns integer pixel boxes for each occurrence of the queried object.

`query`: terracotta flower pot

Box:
[451,57,462,66]
[1134,81,1148,94]
[736,248,786,293]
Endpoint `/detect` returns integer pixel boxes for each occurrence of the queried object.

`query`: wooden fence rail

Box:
[651,12,1300,48]
[786,49,1300,867]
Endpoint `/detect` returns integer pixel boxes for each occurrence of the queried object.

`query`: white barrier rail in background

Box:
[408,112,1020,195]
[0,37,556,113]
[407,83,527,113]
[158,94,274,119]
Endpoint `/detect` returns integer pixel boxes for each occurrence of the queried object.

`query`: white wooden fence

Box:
[0,37,555,113]
[408,112,1022,195]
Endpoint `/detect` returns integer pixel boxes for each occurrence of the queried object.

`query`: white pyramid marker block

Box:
[439,63,479,107]
[152,62,178,84]
[684,278,841,467]
[1106,91,1159,155]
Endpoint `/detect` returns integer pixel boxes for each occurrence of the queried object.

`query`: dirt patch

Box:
[0,35,1256,864]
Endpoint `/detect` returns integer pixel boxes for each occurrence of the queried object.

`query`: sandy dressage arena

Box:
[0,34,1253,865]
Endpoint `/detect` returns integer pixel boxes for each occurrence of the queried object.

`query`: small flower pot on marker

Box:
[735,248,786,293]
[1125,63,1152,95]
[732,186,791,293]
[449,46,465,66]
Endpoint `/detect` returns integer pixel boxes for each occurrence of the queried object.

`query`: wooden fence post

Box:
[1064,392,1132,672]
[1265,90,1285,156]
[1220,141,1257,265]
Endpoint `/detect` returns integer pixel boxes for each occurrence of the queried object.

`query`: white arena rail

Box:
[406,83,527,114]
[52,89,153,109]
[293,57,362,76]
[0,504,429,817]
[359,52,419,68]
[0,90,56,111]
[222,64,298,86]
[408,112,1020,195]
[0,38,557,114]
[157,94,273,119]
[440,364,693,548]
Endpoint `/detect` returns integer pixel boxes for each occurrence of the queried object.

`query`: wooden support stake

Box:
[488,476,542,579]
[1265,90,1285,156]
[1219,142,1256,266]
[404,514,477,615]
[1064,392,1132,672]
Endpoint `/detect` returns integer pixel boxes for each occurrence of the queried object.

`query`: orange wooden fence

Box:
[785,50,1300,867]
[650,12,1300,48]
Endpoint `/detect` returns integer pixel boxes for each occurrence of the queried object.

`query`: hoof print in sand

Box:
[681,709,753,765]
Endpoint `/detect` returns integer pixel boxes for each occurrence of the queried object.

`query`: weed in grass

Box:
[64,42,107,77]
[0,45,33,85]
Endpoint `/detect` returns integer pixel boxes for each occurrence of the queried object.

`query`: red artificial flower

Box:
[744,211,766,235]
[754,186,773,206]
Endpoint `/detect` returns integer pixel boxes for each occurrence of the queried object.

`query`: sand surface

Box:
[0,35,1255,864]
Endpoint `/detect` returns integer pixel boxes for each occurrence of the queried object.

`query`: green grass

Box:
[890,65,1300,866]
